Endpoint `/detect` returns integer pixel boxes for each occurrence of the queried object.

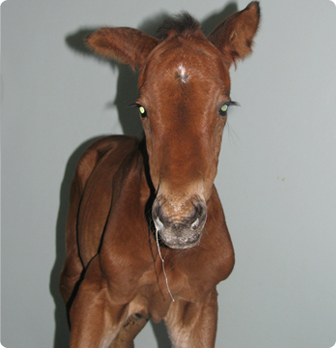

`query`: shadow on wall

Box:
[49,2,238,347]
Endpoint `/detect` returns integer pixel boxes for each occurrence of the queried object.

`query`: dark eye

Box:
[219,104,229,117]
[138,106,147,118]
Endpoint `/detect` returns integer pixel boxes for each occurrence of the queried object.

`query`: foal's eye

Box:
[138,106,147,118]
[219,104,229,117]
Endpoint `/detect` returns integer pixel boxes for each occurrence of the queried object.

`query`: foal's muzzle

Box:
[152,197,207,249]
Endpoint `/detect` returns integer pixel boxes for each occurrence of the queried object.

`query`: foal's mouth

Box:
[158,233,203,250]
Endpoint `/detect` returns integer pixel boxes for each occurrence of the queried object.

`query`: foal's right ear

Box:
[86,28,159,71]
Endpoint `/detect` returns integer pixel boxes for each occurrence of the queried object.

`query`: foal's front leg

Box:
[69,256,127,348]
[108,314,148,348]
[164,289,218,348]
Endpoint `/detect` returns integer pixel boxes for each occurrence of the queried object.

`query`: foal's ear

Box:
[86,28,159,70]
[208,1,260,69]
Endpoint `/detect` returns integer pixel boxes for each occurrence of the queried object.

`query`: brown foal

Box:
[60,2,260,347]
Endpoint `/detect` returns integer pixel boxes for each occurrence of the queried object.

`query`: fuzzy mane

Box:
[156,13,201,40]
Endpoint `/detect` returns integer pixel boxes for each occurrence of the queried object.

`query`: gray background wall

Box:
[1,0,336,347]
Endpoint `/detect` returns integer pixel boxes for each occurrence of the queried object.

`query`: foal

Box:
[60,2,260,347]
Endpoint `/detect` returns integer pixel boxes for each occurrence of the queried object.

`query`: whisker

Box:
[225,120,241,151]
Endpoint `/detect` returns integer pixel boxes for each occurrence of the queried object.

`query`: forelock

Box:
[156,13,202,40]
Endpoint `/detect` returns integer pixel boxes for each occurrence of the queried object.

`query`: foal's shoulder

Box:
[76,135,141,189]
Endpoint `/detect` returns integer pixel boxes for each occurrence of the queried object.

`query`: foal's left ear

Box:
[208,1,261,68]
[86,28,159,70]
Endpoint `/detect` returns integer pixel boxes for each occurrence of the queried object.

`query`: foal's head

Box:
[87,2,260,249]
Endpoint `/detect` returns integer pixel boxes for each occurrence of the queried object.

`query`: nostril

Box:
[154,215,164,232]
[195,202,205,215]
[191,217,200,230]
[152,201,165,232]
[192,202,207,229]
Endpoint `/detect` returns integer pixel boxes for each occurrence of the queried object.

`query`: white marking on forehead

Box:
[178,64,187,77]
[177,63,188,83]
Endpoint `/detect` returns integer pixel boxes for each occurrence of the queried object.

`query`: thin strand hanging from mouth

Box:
[155,228,175,302]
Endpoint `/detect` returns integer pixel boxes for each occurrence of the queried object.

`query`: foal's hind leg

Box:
[60,145,103,306]
[59,176,85,306]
